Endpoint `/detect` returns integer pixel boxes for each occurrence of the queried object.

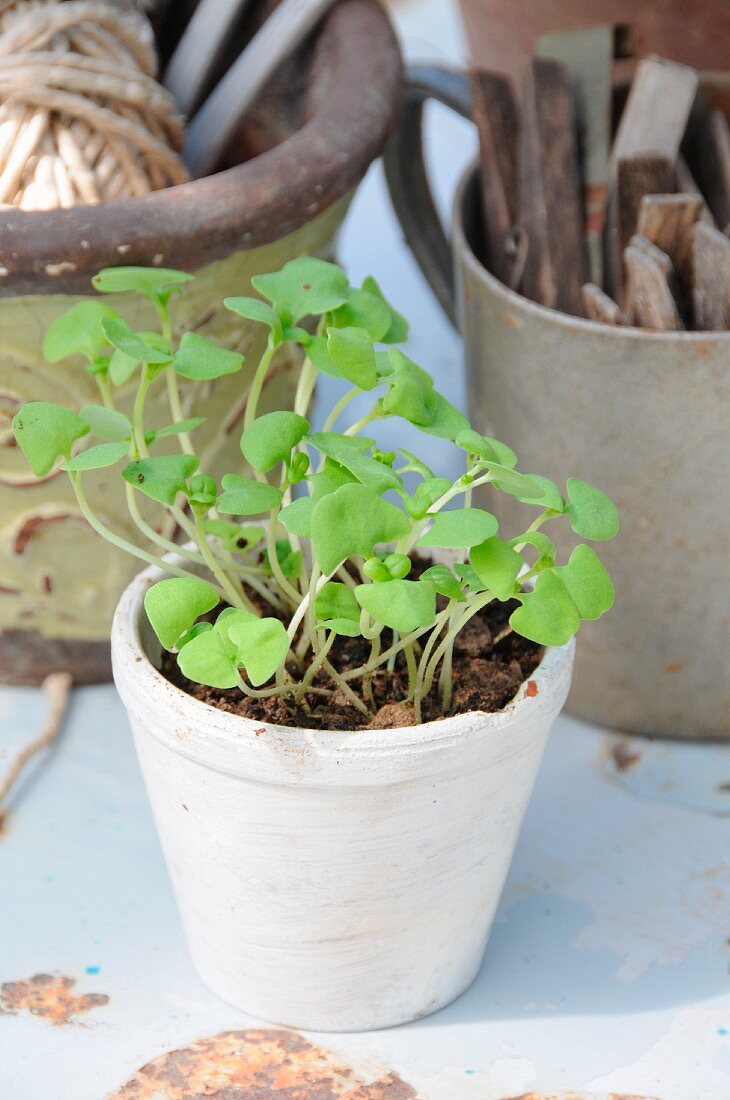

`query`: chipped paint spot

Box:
[0,974,108,1025]
[525,680,539,698]
[44,261,77,276]
[110,1029,417,1099]
[587,1007,730,1099]
[609,739,642,773]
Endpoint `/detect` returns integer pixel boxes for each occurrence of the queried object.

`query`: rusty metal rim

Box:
[455,159,730,345]
[0,0,402,297]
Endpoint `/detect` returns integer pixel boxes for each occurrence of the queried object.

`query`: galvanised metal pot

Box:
[0,0,401,685]
[385,66,730,740]
[112,555,574,1032]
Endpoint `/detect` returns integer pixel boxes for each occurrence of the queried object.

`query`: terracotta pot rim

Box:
[0,0,402,297]
[455,161,730,345]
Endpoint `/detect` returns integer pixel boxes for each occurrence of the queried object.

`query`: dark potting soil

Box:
[160,586,543,732]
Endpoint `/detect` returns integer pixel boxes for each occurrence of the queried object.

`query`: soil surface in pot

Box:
[160,583,543,731]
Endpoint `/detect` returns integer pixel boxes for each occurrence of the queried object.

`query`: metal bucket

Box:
[385,66,730,740]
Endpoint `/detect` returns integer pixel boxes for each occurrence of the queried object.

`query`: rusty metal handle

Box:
[383,64,473,328]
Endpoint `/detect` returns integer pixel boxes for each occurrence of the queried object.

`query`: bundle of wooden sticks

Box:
[471,35,730,331]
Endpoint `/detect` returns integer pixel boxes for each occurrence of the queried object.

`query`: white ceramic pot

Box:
[111,561,575,1031]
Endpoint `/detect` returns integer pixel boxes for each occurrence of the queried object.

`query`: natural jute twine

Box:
[0,0,188,210]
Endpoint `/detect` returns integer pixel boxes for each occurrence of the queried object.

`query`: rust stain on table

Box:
[0,973,108,1025]
[110,1028,417,1099]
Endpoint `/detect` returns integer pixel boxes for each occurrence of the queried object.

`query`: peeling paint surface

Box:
[110,1029,416,1099]
[603,733,730,817]
[0,974,108,1026]
[586,1008,730,1100]
[501,718,730,981]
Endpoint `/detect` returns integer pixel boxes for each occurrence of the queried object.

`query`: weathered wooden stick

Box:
[692,221,730,330]
[624,243,683,330]
[610,56,698,171]
[537,24,613,286]
[582,282,623,325]
[689,109,730,232]
[470,70,520,285]
[616,155,674,256]
[519,57,587,315]
[629,233,673,276]
[604,154,673,300]
[637,192,704,288]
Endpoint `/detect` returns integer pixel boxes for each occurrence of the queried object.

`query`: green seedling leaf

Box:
[420,392,470,441]
[307,432,402,495]
[566,477,619,540]
[252,257,349,324]
[173,332,243,381]
[177,629,240,689]
[509,531,556,571]
[311,483,410,574]
[420,564,466,602]
[404,476,451,519]
[328,287,391,341]
[279,495,315,537]
[482,462,547,503]
[123,454,199,505]
[215,606,257,631]
[203,519,265,551]
[471,536,523,600]
[108,330,169,385]
[224,296,283,346]
[326,327,378,390]
[381,349,435,425]
[216,474,282,515]
[79,404,132,442]
[155,417,206,439]
[419,507,499,549]
[264,540,303,580]
[109,348,139,386]
[305,335,341,378]
[64,441,129,472]
[240,411,310,472]
[526,475,564,512]
[176,621,213,649]
[315,582,361,636]
[92,266,193,307]
[227,617,290,687]
[398,449,434,479]
[363,553,411,582]
[362,276,409,343]
[510,569,580,647]
[44,301,120,363]
[310,461,359,502]
[144,577,219,650]
[456,429,517,468]
[187,474,218,512]
[454,562,488,593]
[102,317,171,365]
[13,402,89,477]
[355,579,436,633]
[558,544,614,620]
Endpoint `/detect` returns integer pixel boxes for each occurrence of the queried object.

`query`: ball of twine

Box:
[0,0,188,210]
